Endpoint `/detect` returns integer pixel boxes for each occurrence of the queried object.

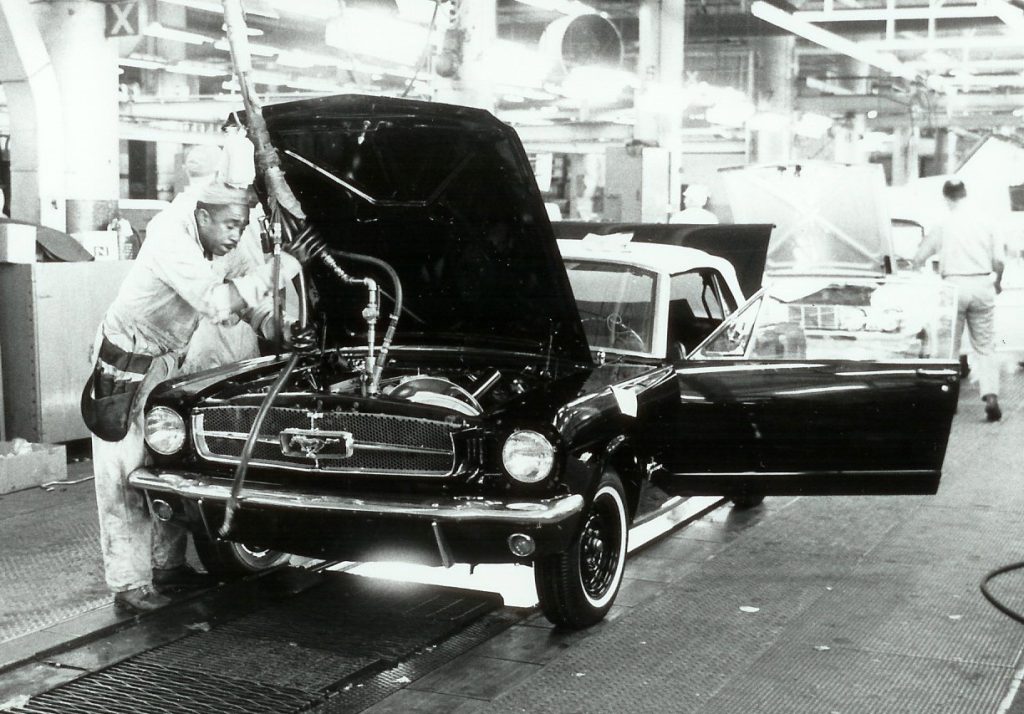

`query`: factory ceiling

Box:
[61,0,1024,146]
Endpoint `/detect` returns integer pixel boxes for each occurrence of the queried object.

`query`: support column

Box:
[33,0,120,232]
[634,0,684,220]
[154,0,192,200]
[891,125,920,186]
[933,127,957,175]
[0,0,65,227]
[752,35,796,164]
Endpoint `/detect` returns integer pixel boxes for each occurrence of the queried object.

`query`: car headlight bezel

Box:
[501,429,556,484]
[144,406,186,455]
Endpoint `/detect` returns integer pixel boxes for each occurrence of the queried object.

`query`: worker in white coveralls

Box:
[175,143,265,373]
[81,181,314,613]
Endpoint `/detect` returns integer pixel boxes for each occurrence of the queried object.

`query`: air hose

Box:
[981,561,1024,625]
[329,249,403,394]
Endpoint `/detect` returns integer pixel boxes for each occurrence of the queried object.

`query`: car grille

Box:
[192,406,458,477]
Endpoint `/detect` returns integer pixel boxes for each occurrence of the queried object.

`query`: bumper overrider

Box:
[128,467,585,565]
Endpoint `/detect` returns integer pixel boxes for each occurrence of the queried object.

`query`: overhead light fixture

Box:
[276,50,341,69]
[143,22,212,45]
[165,61,229,77]
[212,38,280,57]
[157,0,280,20]
[515,0,596,16]
[750,1,917,81]
[267,0,339,20]
[985,0,1024,30]
[119,56,167,70]
[325,7,434,66]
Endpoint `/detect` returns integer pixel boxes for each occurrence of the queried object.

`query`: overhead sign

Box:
[105,1,140,38]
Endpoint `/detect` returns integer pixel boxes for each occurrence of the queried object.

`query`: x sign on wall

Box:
[106,1,139,38]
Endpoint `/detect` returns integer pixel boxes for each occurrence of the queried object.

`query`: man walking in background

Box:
[914,178,1006,421]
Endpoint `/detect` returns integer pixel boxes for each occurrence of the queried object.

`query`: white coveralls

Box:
[927,203,1006,397]
[91,199,298,593]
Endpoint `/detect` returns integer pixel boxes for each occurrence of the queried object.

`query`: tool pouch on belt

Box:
[80,337,154,442]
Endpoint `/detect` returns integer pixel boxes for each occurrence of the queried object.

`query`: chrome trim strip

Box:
[128,468,584,524]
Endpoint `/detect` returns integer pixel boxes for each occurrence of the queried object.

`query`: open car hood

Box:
[720,162,894,276]
[258,94,591,364]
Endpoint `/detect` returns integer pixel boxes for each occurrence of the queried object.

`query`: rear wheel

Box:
[194,537,290,578]
[535,472,629,629]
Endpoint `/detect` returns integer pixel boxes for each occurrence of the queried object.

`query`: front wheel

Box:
[535,472,629,629]
[194,537,290,578]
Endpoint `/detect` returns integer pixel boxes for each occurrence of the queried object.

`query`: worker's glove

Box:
[282,224,326,266]
[286,321,319,353]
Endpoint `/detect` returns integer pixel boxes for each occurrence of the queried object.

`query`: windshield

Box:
[694,276,958,361]
[563,260,657,354]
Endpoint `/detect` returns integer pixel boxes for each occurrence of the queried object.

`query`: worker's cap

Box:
[197,181,254,207]
[942,179,967,200]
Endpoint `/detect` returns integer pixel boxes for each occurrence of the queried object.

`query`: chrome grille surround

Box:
[192,406,459,477]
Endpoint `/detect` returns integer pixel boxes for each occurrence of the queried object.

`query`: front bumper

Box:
[128,467,584,564]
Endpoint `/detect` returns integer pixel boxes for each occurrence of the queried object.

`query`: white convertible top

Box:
[557,238,741,291]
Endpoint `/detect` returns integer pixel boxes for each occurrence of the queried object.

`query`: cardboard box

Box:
[0,223,38,263]
[72,230,119,261]
[0,440,67,494]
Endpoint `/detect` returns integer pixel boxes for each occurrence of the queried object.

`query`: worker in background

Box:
[0,187,9,220]
[81,180,315,613]
[914,178,1006,421]
[670,184,719,224]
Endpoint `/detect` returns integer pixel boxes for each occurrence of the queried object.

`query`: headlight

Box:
[501,430,555,484]
[144,406,185,455]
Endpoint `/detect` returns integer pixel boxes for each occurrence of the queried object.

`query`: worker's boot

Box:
[114,585,171,614]
[153,564,215,592]
[983,393,1002,422]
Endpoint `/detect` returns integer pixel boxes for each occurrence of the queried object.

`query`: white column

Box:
[33,0,120,231]
[0,0,65,227]
[752,35,796,164]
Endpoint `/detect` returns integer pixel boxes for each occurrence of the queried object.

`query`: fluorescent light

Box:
[143,22,212,45]
[985,0,1024,30]
[325,7,434,66]
[478,40,553,88]
[165,61,228,77]
[276,50,341,69]
[157,0,280,20]
[212,38,280,57]
[750,1,917,81]
[514,0,596,16]
[120,57,166,70]
[268,0,339,19]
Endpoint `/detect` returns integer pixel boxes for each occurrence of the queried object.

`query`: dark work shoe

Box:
[983,394,1002,422]
[153,564,214,592]
[114,585,171,614]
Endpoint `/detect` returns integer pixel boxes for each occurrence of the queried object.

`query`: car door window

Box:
[668,270,730,355]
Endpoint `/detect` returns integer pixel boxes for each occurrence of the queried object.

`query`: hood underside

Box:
[257,94,591,365]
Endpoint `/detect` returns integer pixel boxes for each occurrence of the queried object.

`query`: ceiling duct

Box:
[539,13,623,76]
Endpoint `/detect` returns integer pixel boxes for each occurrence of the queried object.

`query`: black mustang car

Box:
[130,95,960,629]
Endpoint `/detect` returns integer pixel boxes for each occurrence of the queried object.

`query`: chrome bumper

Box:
[128,467,584,525]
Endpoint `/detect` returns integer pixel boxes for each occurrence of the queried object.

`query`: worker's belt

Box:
[80,337,154,442]
[943,273,989,277]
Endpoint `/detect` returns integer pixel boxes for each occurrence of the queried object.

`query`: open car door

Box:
[649,274,960,500]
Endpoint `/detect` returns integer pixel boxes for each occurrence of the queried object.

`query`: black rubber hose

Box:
[980,561,1024,625]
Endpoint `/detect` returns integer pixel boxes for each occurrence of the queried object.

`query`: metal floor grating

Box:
[9,573,513,714]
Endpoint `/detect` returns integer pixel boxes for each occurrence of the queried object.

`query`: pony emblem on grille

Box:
[280,429,354,460]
